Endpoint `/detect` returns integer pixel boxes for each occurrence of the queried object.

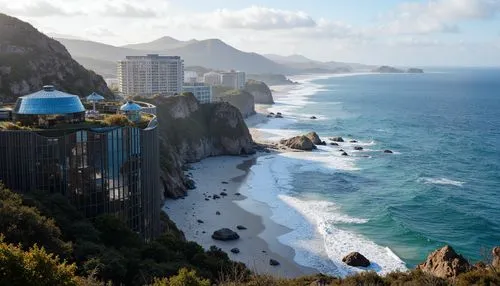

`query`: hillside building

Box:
[0,86,161,240]
[117,54,184,97]
[182,83,212,104]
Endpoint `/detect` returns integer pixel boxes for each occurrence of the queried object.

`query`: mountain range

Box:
[55,36,373,78]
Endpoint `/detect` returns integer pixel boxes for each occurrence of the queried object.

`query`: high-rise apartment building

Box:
[221,71,246,89]
[118,54,184,97]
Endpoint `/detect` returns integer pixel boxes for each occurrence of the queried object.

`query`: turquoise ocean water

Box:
[244,68,500,275]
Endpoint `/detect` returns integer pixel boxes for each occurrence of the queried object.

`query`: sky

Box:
[1,0,500,66]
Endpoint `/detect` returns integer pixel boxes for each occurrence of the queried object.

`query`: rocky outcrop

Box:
[330,136,345,142]
[212,228,240,241]
[492,247,500,269]
[372,66,404,73]
[0,13,112,101]
[244,80,274,104]
[150,94,254,198]
[342,252,370,267]
[305,132,325,145]
[280,135,315,151]
[214,89,255,118]
[417,245,471,279]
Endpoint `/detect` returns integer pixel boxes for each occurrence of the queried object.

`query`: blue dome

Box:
[120,101,142,112]
[14,85,85,115]
[86,92,105,102]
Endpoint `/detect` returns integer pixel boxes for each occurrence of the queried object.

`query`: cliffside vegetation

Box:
[0,13,113,102]
[0,184,247,285]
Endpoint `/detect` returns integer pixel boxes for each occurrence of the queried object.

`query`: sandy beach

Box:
[162,154,318,277]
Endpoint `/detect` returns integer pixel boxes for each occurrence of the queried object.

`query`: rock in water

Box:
[341,152,349,156]
[211,228,240,241]
[305,132,326,146]
[236,225,247,230]
[280,136,316,151]
[330,137,345,142]
[310,116,317,119]
[269,259,280,266]
[342,252,370,267]
[384,150,394,154]
[417,245,471,279]
[354,146,363,151]
[492,247,500,269]
[197,219,204,224]
[231,248,240,254]
[330,142,339,146]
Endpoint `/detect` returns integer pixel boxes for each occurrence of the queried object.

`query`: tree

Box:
[0,237,78,286]
[151,268,210,286]
[0,184,72,258]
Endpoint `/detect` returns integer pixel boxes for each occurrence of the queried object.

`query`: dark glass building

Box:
[0,87,161,240]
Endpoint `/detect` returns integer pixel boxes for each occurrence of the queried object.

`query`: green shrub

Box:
[103,114,132,127]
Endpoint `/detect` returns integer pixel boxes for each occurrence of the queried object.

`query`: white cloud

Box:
[378,0,500,35]
[193,6,316,30]
[1,0,82,17]
[101,2,158,18]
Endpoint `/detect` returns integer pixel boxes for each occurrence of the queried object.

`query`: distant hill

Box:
[58,37,290,75]
[0,13,113,101]
[264,54,316,64]
[122,36,197,50]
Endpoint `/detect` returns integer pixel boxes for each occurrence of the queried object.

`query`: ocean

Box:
[240,68,500,276]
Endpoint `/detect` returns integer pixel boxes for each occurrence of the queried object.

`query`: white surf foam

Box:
[420,177,465,187]
[238,154,407,276]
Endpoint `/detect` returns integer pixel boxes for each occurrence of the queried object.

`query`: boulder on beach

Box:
[216,211,221,215]
[417,245,471,279]
[342,252,370,267]
[354,146,363,151]
[280,136,316,151]
[236,225,247,230]
[213,194,221,199]
[270,259,280,266]
[330,136,344,142]
[267,114,273,118]
[211,228,240,241]
[220,192,227,196]
[341,152,349,156]
[231,248,240,254]
[384,150,394,154]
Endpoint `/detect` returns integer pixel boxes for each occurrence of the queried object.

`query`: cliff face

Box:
[151,94,254,198]
[244,80,274,104]
[0,13,112,101]
[214,89,256,118]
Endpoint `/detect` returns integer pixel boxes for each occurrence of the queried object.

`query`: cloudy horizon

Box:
[1,0,500,66]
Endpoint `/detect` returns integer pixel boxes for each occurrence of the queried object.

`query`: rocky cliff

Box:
[244,80,274,104]
[0,13,112,101]
[214,89,256,118]
[149,94,254,198]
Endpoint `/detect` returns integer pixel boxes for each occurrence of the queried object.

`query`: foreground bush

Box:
[0,238,78,286]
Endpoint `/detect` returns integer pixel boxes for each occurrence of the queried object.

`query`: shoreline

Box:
[162,154,318,278]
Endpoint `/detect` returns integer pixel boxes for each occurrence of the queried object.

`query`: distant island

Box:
[372,66,424,74]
